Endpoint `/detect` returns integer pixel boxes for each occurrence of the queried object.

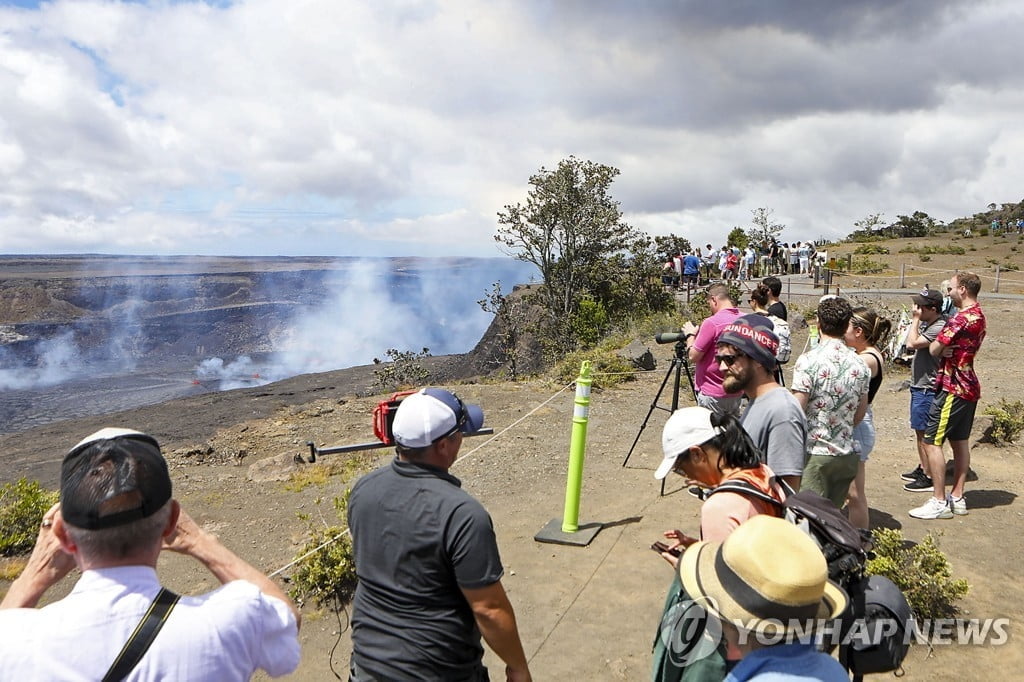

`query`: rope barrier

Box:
[268,380,577,578]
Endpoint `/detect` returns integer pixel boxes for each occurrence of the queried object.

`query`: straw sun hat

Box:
[678,515,848,637]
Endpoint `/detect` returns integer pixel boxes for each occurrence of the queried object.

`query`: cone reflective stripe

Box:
[562,361,592,533]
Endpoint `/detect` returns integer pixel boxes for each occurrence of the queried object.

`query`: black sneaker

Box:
[903,471,934,492]
[901,465,924,482]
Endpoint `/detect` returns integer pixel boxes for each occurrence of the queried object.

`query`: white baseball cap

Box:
[392,388,484,448]
[655,407,724,479]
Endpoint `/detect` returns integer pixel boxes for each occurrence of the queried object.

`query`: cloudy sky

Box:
[1,0,1022,258]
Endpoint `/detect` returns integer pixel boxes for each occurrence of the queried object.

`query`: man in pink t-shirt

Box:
[682,283,743,415]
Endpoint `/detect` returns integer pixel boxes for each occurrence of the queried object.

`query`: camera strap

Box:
[101,587,180,682]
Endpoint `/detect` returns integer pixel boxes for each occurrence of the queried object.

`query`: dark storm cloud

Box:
[514,0,1011,132]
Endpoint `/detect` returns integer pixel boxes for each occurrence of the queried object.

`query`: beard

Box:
[722,366,751,394]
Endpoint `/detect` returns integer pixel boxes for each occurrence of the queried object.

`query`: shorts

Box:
[696,392,743,417]
[924,391,978,446]
[853,405,875,462]
[801,452,859,508]
[909,387,936,432]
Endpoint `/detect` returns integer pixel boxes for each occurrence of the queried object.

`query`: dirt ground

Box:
[2,236,1023,680]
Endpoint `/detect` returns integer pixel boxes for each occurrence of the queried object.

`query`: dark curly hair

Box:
[817,297,853,337]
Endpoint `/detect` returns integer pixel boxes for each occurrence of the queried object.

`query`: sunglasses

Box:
[432,394,468,443]
[714,354,743,366]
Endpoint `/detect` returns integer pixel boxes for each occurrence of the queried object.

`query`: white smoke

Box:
[0,331,82,390]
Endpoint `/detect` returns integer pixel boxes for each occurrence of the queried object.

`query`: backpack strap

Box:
[101,588,180,682]
[705,479,786,512]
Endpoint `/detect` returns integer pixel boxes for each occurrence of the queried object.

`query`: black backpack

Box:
[706,481,912,678]
[839,574,914,679]
[706,480,870,585]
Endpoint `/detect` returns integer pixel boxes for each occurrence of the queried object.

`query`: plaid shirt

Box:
[934,303,986,401]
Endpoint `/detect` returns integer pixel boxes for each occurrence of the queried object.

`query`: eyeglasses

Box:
[714,354,742,366]
[671,451,692,474]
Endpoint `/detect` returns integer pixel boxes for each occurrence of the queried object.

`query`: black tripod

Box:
[622,340,697,495]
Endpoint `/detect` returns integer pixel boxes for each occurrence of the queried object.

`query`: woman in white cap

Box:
[651,407,787,679]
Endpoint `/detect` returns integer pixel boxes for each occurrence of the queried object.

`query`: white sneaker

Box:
[947,494,968,516]
[909,496,953,520]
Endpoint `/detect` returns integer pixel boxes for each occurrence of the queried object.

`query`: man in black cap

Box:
[901,288,949,491]
[0,428,300,680]
[347,388,531,682]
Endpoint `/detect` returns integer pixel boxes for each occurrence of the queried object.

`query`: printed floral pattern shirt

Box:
[934,303,986,401]
[791,337,870,457]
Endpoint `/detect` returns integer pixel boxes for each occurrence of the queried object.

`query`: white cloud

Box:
[0,0,1022,256]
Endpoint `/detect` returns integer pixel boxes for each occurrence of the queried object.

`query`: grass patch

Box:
[553,346,637,389]
[0,558,27,581]
[284,455,374,492]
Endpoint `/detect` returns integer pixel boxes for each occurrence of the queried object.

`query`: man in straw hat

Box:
[0,428,300,680]
[677,514,849,680]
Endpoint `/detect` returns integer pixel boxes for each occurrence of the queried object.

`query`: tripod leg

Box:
[622,359,677,467]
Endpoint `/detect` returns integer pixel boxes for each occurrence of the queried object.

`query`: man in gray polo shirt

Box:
[347,388,531,681]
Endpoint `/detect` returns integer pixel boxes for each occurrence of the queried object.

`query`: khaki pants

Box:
[801,452,859,508]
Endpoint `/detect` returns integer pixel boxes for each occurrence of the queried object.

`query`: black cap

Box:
[60,428,172,530]
[912,288,943,308]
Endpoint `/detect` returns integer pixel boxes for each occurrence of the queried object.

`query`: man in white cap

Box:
[677,515,849,680]
[0,428,301,680]
[347,388,531,682]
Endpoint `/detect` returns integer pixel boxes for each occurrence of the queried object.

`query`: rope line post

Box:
[535,361,603,547]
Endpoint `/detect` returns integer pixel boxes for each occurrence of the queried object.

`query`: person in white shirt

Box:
[0,428,301,681]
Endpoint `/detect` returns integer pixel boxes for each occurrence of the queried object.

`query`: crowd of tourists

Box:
[0,265,985,681]
[663,238,825,288]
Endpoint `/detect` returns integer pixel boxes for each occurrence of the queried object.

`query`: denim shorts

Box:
[909,387,936,432]
[853,405,876,462]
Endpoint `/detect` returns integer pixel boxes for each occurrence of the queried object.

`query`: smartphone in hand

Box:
[651,541,682,558]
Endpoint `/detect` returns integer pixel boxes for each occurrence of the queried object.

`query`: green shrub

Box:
[867,528,969,621]
[898,245,919,254]
[979,227,989,236]
[982,398,1024,444]
[854,243,890,255]
[928,245,965,255]
[373,347,432,389]
[1001,262,1020,272]
[918,254,931,262]
[288,494,358,608]
[0,479,59,556]
[850,256,886,274]
[569,297,609,348]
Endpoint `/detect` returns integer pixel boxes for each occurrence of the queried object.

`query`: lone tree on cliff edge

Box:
[494,157,657,352]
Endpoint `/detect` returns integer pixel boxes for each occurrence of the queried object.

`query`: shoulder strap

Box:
[102,588,180,682]
[706,479,785,510]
